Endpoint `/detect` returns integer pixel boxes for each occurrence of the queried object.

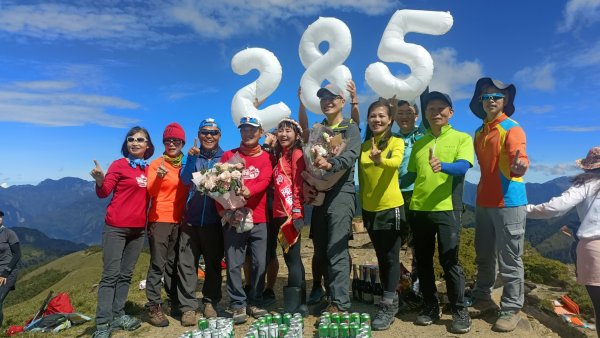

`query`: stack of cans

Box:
[317,312,371,338]
[177,317,235,338]
[244,312,304,338]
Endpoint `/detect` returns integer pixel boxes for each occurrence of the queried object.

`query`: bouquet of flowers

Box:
[192,152,254,232]
[302,123,348,206]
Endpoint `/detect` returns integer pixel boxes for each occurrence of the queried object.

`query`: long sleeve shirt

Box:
[475,113,529,207]
[96,158,149,228]
[359,135,405,212]
[527,181,600,239]
[221,149,273,224]
[273,148,305,220]
[147,156,188,224]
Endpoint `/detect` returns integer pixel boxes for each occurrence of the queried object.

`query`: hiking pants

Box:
[177,223,224,312]
[0,269,18,326]
[472,206,526,312]
[145,222,179,307]
[223,222,267,309]
[367,228,403,299]
[312,191,355,311]
[272,217,305,288]
[96,225,145,325]
[410,210,466,309]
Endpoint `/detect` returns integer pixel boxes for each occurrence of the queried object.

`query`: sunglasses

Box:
[479,93,505,102]
[200,130,220,136]
[163,138,183,146]
[127,137,147,143]
[239,116,260,125]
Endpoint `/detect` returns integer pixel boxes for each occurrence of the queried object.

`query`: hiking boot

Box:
[493,310,521,332]
[147,303,169,327]
[307,285,325,305]
[371,299,399,331]
[283,286,309,317]
[91,324,112,338]
[231,307,247,325]
[262,288,276,307]
[180,311,196,327]
[450,307,472,334]
[323,303,342,314]
[247,305,268,318]
[203,302,218,318]
[110,315,141,331]
[399,291,424,313]
[414,301,441,326]
[468,297,499,318]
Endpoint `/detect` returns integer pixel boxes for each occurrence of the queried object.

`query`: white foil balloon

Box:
[231,47,291,131]
[365,10,454,101]
[299,17,353,115]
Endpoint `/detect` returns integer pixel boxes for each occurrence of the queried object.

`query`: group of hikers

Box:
[87,75,600,338]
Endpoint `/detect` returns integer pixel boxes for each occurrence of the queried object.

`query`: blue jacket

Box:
[393,124,425,192]
[180,147,224,226]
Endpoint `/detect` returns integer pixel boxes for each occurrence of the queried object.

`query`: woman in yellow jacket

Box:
[358,98,405,331]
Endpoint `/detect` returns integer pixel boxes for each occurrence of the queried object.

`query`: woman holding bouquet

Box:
[220,116,273,324]
[358,98,406,330]
[270,118,308,315]
[90,126,155,338]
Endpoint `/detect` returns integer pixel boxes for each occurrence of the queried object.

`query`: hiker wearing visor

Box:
[468,78,529,332]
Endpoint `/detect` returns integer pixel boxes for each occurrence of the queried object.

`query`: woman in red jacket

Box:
[271,118,307,315]
[90,126,155,338]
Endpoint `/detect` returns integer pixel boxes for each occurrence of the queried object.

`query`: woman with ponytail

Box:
[358,98,406,331]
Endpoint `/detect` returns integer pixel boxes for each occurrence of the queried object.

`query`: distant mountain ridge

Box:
[0,176,578,247]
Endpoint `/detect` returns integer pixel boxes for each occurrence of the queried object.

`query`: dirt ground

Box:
[111,226,588,338]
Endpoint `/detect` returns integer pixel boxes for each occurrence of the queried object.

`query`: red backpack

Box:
[43,292,74,315]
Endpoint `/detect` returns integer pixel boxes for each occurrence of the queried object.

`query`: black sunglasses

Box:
[127,137,147,143]
[200,130,220,136]
[163,138,183,146]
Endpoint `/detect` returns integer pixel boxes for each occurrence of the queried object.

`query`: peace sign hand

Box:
[511,149,528,176]
[429,148,441,173]
[188,138,200,157]
[157,158,169,178]
[90,160,105,186]
[369,137,382,164]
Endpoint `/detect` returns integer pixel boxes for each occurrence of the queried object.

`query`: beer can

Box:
[291,316,303,328]
[340,323,350,337]
[267,323,278,338]
[321,311,331,323]
[350,312,360,325]
[331,312,341,325]
[278,324,288,337]
[360,313,371,325]
[349,322,360,337]
[258,325,269,338]
[329,323,339,338]
[208,317,217,329]
[360,323,371,336]
[341,313,350,324]
[358,327,370,338]
[198,318,209,330]
[202,329,212,338]
[272,313,282,325]
[283,313,293,325]
[248,327,259,338]
[217,317,228,329]
[264,314,273,324]
[290,323,303,337]
[192,330,203,338]
[318,322,329,338]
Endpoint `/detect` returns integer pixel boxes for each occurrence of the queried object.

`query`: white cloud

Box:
[572,40,600,66]
[524,105,555,114]
[429,48,483,100]
[0,81,140,127]
[0,183,8,189]
[160,83,219,101]
[514,63,556,91]
[0,3,189,48]
[168,0,399,40]
[558,0,600,32]
[548,125,600,132]
[530,162,579,175]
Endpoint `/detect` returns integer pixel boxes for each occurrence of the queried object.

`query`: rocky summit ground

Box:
[102,224,594,338]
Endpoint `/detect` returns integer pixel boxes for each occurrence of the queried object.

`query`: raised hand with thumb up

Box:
[90,160,105,186]
[510,149,528,177]
[429,147,442,173]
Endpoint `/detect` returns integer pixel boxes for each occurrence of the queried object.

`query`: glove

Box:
[293,219,304,232]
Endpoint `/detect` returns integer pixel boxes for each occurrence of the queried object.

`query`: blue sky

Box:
[0,0,599,186]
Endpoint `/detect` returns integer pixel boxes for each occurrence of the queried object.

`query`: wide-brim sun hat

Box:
[469,77,516,119]
[576,146,600,170]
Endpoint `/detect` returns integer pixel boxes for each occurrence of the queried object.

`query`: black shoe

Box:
[414,301,441,326]
[371,299,399,331]
[450,307,472,334]
[262,288,276,307]
[283,286,308,317]
[307,285,325,305]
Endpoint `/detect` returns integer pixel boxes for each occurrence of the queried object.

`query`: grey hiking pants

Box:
[223,222,267,309]
[472,206,526,312]
[311,191,355,311]
[96,225,145,325]
[145,222,179,307]
[177,223,224,312]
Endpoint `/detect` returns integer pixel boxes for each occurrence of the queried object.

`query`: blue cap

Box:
[238,116,261,128]
[199,118,220,130]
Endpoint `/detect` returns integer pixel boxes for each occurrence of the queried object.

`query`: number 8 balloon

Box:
[365,10,454,101]
[299,17,353,115]
[231,47,291,131]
